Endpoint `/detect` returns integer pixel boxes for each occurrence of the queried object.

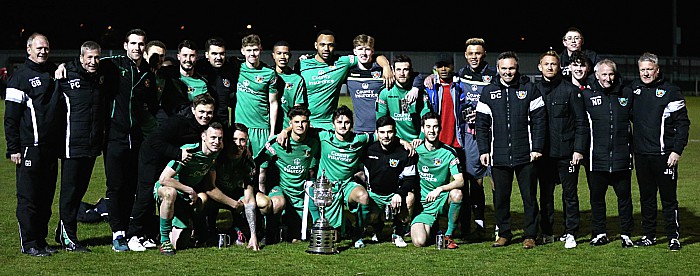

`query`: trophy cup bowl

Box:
[306,170,338,254]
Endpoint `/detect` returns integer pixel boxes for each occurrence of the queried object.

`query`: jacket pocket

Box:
[549,100,570,118]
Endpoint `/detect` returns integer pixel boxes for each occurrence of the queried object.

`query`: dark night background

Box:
[2,1,697,57]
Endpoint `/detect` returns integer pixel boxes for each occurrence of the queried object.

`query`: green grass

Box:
[0,95,698,275]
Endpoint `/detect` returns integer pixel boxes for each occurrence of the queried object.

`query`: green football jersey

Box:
[156,143,218,192]
[179,75,208,101]
[376,85,431,141]
[215,150,255,197]
[235,63,278,129]
[299,55,357,129]
[259,135,320,197]
[317,129,371,185]
[277,72,307,130]
[415,143,461,201]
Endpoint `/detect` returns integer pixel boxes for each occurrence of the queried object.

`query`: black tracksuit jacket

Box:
[100,55,157,147]
[4,58,61,156]
[57,59,105,158]
[535,73,587,158]
[625,75,690,156]
[475,74,547,167]
[581,79,633,172]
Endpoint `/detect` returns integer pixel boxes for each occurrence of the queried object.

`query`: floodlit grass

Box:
[0,95,698,275]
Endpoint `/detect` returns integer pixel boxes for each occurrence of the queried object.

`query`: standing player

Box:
[295,29,393,130]
[271,40,307,133]
[424,38,497,240]
[410,112,464,249]
[234,34,279,194]
[97,29,158,252]
[197,36,240,127]
[376,54,431,147]
[160,39,208,117]
[346,34,383,134]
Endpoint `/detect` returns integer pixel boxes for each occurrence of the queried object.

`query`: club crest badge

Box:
[304,149,311,157]
[255,75,264,83]
[372,71,381,79]
[389,158,399,168]
[483,75,492,83]
[516,90,527,99]
[144,79,151,88]
[285,82,293,90]
[618,97,628,106]
[656,88,666,98]
[433,158,442,166]
[223,79,230,87]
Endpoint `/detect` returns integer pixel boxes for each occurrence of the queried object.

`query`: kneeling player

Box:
[410,112,464,249]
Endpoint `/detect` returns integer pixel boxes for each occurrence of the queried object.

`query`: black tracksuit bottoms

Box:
[586,170,633,236]
[57,157,97,243]
[537,157,581,236]
[491,162,539,240]
[104,140,139,235]
[635,154,680,240]
[16,145,58,251]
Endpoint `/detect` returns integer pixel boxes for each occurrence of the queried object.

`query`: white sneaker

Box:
[392,234,407,248]
[559,233,567,242]
[127,236,146,252]
[142,238,157,249]
[564,234,577,249]
[354,239,366,248]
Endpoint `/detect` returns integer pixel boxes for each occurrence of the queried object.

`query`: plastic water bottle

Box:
[435,230,445,250]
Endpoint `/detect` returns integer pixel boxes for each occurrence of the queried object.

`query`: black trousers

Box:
[459,176,486,235]
[16,145,58,251]
[635,154,680,240]
[491,163,539,240]
[57,157,97,243]
[104,140,139,234]
[127,151,162,239]
[536,157,580,236]
[586,170,633,236]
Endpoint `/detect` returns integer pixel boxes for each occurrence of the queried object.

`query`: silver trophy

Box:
[306,169,338,254]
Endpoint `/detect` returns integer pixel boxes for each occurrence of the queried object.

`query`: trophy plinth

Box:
[306,170,338,254]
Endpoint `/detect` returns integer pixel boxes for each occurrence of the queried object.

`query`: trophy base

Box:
[306,225,338,254]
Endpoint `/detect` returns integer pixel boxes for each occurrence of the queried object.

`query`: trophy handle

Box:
[303,180,314,198]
